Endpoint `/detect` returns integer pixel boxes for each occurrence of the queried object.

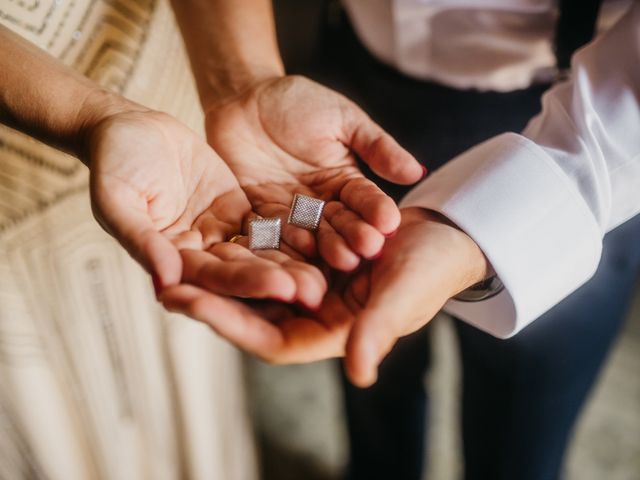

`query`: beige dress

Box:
[0,1,258,479]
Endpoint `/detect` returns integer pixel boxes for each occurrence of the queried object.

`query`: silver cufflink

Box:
[249,217,281,250]
[287,193,325,231]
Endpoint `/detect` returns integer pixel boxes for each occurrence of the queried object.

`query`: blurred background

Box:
[247,283,640,480]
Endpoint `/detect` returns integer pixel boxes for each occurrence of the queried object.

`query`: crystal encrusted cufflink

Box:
[287,193,326,231]
[249,217,281,250]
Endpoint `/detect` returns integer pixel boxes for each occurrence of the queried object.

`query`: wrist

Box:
[199,64,285,112]
[402,207,490,291]
[74,89,149,165]
[428,209,490,289]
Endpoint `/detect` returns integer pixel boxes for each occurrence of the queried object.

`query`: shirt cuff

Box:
[400,133,603,338]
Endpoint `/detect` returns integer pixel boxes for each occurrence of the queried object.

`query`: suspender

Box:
[554,0,604,71]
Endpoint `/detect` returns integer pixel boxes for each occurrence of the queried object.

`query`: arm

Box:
[400,3,640,337]
[168,0,284,107]
[0,24,131,160]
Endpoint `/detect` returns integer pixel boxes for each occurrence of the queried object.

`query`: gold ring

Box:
[228,234,245,244]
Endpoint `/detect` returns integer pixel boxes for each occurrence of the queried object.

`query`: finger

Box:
[316,218,361,272]
[161,284,284,358]
[323,201,385,259]
[345,308,401,388]
[340,178,401,235]
[344,262,432,388]
[342,104,425,184]
[181,247,297,301]
[252,249,328,310]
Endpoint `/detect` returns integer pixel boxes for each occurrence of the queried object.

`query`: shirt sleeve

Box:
[399,2,640,338]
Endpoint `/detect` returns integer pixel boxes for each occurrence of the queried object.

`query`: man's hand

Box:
[205,75,425,272]
[342,208,490,387]
[87,103,326,307]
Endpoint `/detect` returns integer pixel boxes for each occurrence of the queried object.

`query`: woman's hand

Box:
[342,208,490,387]
[205,75,425,272]
[87,100,326,306]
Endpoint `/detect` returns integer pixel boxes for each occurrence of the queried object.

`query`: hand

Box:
[86,100,326,306]
[341,208,489,387]
[160,268,356,364]
[205,75,425,272]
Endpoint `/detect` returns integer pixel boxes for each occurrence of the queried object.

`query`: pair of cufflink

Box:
[248,194,326,250]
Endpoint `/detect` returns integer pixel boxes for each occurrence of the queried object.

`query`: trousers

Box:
[274,3,640,479]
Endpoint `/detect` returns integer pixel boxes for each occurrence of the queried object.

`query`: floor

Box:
[247,284,640,480]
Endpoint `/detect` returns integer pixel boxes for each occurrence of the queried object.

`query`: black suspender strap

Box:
[554,0,604,71]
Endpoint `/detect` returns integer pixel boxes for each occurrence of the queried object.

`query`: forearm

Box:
[170,0,285,109]
[0,25,140,163]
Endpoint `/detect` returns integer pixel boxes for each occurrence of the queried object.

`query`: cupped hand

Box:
[86,102,326,305]
[160,270,356,364]
[341,208,489,387]
[205,75,425,272]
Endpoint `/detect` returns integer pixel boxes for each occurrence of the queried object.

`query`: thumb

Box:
[345,307,401,388]
[343,104,425,185]
[344,249,449,387]
[344,266,422,387]
[94,196,182,294]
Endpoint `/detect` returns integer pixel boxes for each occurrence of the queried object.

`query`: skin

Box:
[204,75,425,271]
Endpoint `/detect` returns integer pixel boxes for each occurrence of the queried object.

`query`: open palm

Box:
[205,76,424,271]
[88,108,326,306]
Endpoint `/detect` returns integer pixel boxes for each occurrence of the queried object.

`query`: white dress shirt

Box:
[344,0,640,337]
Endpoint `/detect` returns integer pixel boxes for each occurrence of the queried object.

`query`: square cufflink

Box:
[287,193,326,231]
[249,217,281,250]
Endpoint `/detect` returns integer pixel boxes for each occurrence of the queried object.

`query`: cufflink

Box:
[287,194,325,231]
[249,218,281,250]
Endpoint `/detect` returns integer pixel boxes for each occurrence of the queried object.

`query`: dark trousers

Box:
[274,3,640,479]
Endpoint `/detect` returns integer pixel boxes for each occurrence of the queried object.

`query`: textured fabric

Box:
[0,1,258,479]
[341,0,631,91]
[401,3,640,337]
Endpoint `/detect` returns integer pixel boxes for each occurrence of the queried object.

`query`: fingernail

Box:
[367,251,383,261]
[151,274,162,300]
[421,165,428,178]
[384,229,397,238]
